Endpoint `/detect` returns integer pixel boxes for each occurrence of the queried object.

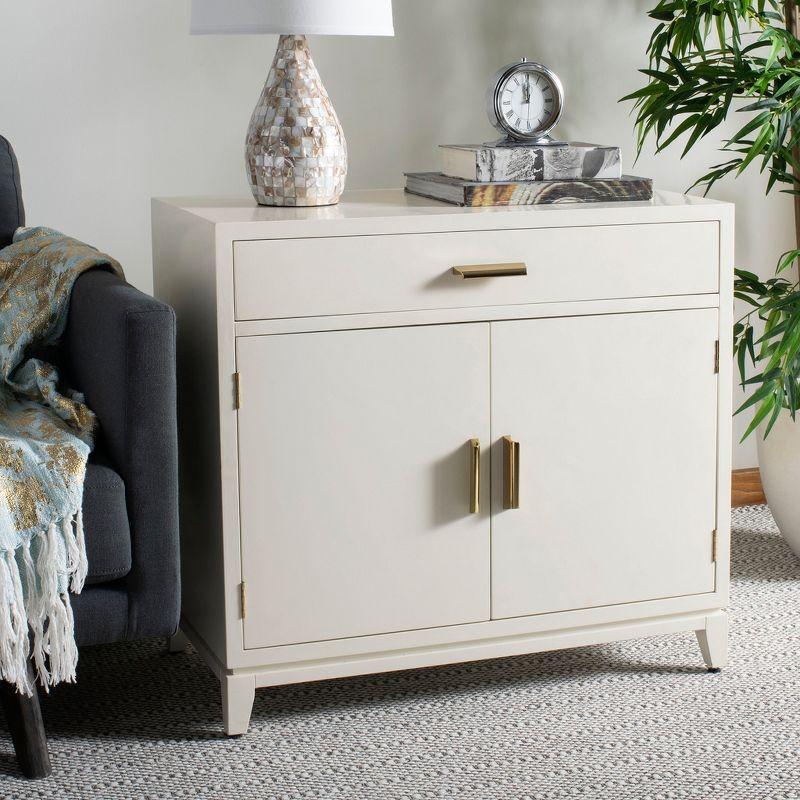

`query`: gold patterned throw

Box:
[0,227,122,694]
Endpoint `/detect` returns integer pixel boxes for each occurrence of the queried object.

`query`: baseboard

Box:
[732,468,765,507]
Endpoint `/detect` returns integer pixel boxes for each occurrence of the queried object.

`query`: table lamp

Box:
[191,0,394,207]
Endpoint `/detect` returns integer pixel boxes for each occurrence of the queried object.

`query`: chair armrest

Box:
[65,269,179,639]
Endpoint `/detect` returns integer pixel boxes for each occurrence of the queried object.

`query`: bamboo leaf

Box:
[740,392,778,441]
[737,336,748,384]
[763,392,784,437]
[735,379,778,414]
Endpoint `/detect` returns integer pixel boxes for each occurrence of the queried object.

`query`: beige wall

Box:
[2,0,791,467]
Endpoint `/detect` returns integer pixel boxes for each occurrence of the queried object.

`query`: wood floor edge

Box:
[732,468,766,507]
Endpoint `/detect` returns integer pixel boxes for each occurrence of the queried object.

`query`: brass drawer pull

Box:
[469,438,481,514]
[503,436,520,510]
[452,262,528,279]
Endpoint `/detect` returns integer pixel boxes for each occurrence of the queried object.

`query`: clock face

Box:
[487,61,564,142]
[499,68,557,135]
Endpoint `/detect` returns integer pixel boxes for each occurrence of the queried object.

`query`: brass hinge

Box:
[234,372,242,409]
[712,529,718,563]
[714,340,720,374]
[239,582,247,619]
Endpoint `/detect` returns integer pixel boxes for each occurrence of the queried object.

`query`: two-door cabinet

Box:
[153,190,733,735]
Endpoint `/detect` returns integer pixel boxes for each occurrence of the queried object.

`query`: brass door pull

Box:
[503,436,520,510]
[452,262,528,279]
[469,439,481,514]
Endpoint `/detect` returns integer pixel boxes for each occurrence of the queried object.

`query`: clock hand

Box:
[527,76,533,121]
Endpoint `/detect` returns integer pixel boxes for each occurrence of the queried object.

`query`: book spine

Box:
[404,187,468,205]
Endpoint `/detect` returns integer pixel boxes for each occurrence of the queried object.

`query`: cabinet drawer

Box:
[233,222,719,321]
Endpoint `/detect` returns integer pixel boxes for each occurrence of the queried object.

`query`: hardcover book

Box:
[440,142,622,183]
[404,172,653,207]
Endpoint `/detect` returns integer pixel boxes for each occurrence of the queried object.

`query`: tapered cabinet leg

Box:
[168,629,190,653]
[695,611,729,671]
[0,663,52,779]
[221,673,256,736]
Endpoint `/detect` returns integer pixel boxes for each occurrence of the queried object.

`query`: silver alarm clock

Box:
[486,58,565,144]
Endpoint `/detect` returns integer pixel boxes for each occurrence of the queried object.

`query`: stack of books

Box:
[405,141,652,207]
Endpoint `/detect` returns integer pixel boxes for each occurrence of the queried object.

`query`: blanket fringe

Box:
[62,510,87,594]
[0,550,31,694]
[0,509,87,695]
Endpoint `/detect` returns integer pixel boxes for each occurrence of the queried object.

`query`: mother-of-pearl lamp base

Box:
[245,34,347,207]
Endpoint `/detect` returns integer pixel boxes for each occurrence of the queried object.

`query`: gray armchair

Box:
[0,135,180,777]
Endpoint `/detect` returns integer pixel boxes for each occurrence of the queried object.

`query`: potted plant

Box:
[624,0,800,556]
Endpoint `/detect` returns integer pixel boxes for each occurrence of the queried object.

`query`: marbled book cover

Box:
[440,142,622,182]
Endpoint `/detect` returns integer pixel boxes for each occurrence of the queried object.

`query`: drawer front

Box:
[233,222,719,321]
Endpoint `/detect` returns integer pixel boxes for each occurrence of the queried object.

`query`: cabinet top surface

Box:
[153,189,732,237]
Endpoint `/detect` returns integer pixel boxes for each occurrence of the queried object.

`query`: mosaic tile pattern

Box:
[245,35,347,207]
[2,506,799,798]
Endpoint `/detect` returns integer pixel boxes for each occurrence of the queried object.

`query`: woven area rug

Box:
[0,504,798,799]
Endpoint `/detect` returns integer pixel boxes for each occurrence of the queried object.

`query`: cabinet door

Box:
[491,309,718,619]
[237,324,491,649]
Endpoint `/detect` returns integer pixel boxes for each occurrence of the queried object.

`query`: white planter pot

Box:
[757,409,800,558]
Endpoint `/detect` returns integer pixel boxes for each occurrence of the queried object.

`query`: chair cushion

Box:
[0,135,24,249]
[82,451,132,585]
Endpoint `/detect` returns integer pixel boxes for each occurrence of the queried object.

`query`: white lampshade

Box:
[190,0,394,36]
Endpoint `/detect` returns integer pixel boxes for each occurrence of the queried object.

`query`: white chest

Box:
[153,190,733,735]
